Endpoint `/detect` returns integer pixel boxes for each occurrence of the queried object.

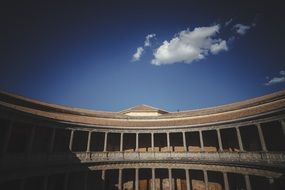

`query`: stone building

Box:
[0,90,285,190]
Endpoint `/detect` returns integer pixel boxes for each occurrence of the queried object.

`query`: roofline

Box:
[119,104,168,114]
[0,89,284,127]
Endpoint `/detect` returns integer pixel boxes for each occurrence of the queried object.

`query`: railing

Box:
[87,151,285,166]
[1,151,285,170]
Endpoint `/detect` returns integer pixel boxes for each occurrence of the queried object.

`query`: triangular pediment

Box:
[120,104,168,116]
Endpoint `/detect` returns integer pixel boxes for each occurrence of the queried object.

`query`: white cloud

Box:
[132,47,144,61]
[132,33,156,62]
[210,40,228,54]
[265,77,285,86]
[151,25,228,65]
[144,33,156,47]
[265,70,285,86]
[233,24,251,35]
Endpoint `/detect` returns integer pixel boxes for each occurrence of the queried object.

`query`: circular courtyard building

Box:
[0,90,285,190]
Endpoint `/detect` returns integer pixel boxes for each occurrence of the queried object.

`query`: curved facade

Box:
[0,90,285,190]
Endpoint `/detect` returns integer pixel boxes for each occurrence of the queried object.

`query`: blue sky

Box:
[1,1,285,112]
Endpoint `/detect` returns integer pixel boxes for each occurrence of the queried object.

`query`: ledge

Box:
[1,151,285,171]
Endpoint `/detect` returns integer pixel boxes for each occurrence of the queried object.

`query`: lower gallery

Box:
[0,90,285,190]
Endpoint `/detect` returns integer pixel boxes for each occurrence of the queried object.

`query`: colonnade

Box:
[66,120,285,154]
[6,167,279,190]
[1,118,285,189]
[1,119,285,159]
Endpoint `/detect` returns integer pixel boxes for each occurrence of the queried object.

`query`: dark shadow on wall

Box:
[0,112,102,190]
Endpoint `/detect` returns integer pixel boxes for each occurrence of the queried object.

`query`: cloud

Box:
[132,33,156,62]
[210,40,228,54]
[265,70,285,86]
[233,24,251,35]
[265,77,285,86]
[225,18,233,26]
[151,25,228,65]
[144,33,156,47]
[132,47,144,61]
[131,19,256,65]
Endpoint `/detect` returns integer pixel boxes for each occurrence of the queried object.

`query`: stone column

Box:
[182,131,187,152]
[167,132,171,151]
[236,127,244,151]
[256,124,267,151]
[48,128,56,154]
[151,132,154,151]
[268,177,274,190]
[135,168,139,190]
[86,131,92,152]
[69,130,74,151]
[169,168,173,190]
[104,132,108,152]
[63,172,69,190]
[223,172,229,190]
[120,133,124,152]
[217,129,223,151]
[280,120,285,137]
[118,169,122,190]
[102,170,106,190]
[203,170,208,190]
[185,169,191,190]
[27,125,36,155]
[86,131,92,159]
[1,120,13,157]
[136,133,139,151]
[244,174,252,190]
[42,175,48,190]
[152,168,155,190]
[199,131,204,151]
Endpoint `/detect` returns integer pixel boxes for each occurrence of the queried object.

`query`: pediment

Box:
[120,104,168,116]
